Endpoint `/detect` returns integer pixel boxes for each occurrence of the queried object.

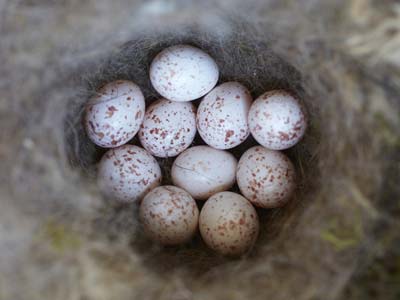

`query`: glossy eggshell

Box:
[97,145,162,203]
[149,45,219,102]
[171,146,237,200]
[248,90,307,150]
[199,192,259,256]
[236,146,296,208]
[139,99,196,157]
[197,82,252,149]
[139,186,199,245]
[85,80,145,148]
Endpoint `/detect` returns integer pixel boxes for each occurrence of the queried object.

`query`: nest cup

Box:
[67,25,317,268]
[62,23,380,299]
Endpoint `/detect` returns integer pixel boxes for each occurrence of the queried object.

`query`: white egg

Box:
[139,185,199,245]
[149,45,219,102]
[171,146,237,200]
[138,98,196,157]
[197,82,252,149]
[97,145,162,203]
[85,80,145,148]
[248,90,307,150]
[199,191,259,256]
[236,146,296,208]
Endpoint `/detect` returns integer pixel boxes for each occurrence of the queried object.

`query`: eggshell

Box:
[197,82,252,149]
[248,90,307,150]
[139,186,199,245]
[171,146,237,200]
[149,45,219,102]
[97,145,162,203]
[236,146,296,208]
[138,99,196,157]
[85,80,145,148]
[199,191,259,256]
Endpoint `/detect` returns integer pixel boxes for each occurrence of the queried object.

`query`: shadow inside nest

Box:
[64,25,321,277]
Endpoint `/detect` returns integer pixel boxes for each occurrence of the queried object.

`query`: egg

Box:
[197,82,252,149]
[171,146,237,200]
[248,90,307,150]
[236,146,296,208]
[139,186,199,245]
[149,45,219,102]
[97,145,162,203]
[199,191,259,256]
[138,98,196,157]
[84,80,145,148]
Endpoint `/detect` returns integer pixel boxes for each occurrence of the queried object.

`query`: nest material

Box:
[1,1,400,300]
[66,23,315,267]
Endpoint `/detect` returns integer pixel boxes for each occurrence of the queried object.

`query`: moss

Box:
[374,112,400,148]
[40,220,81,253]
[320,216,363,251]
[343,235,400,300]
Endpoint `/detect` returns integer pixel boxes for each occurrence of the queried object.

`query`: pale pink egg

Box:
[171,146,237,200]
[236,146,296,208]
[197,82,252,149]
[138,98,196,157]
[150,45,219,102]
[85,80,145,148]
[248,90,307,150]
[199,191,259,256]
[139,185,199,245]
[97,145,162,203]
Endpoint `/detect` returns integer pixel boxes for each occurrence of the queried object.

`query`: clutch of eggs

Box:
[82,44,310,256]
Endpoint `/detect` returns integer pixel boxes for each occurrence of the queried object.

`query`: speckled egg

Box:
[171,146,237,200]
[97,145,162,203]
[149,45,219,102]
[138,98,196,157]
[84,80,145,148]
[236,146,296,208]
[197,82,252,149]
[199,191,259,256]
[139,186,199,245]
[248,90,307,150]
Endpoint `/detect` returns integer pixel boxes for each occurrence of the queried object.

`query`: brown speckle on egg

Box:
[84,80,145,148]
[149,45,219,102]
[197,82,252,150]
[139,99,196,158]
[248,90,307,150]
[236,146,296,208]
[139,186,199,245]
[199,192,259,256]
[97,145,162,203]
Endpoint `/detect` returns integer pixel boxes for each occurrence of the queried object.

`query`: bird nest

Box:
[3,8,399,300]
